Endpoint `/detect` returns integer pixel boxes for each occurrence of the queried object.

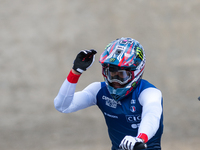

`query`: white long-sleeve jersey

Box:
[54,72,163,150]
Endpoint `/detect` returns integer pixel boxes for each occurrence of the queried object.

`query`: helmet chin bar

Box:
[105,80,131,101]
[110,94,120,101]
[109,81,128,89]
[105,73,143,101]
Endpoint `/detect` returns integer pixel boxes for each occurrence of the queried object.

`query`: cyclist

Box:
[54,37,164,150]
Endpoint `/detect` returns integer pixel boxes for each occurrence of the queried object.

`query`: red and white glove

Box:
[119,136,144,150]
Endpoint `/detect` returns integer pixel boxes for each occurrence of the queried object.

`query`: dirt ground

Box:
[0,0,200,150]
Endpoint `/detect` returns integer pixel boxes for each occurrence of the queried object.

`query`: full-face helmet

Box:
[99,37,146,101]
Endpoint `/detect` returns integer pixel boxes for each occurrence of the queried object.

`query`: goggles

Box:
[104,68,132,85]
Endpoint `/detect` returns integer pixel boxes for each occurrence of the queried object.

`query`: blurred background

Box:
[0,0,200,150]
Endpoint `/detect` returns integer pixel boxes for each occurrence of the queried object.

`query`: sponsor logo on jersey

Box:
[102,95,121,108]
[104,112,118,119]
[131,123,140,129]
[130,106,136,112]
[130,99,137,112]
[131,99,136,104]
[126,115,141,123]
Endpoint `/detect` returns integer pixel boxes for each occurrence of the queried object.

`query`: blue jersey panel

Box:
[96,79,163,150]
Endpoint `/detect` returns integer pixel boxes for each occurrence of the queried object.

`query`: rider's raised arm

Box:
[54,69,101,113]
[54,49,98,113]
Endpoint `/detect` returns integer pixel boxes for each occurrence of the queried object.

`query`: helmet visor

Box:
[106,68,132,85]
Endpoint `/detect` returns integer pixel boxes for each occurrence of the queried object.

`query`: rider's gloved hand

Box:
[119,136,144,150]
[73,49,97,74]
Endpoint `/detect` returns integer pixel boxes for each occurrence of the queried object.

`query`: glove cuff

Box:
[67,70,81,83]
[137,133,148,143]
[72,65,85,74]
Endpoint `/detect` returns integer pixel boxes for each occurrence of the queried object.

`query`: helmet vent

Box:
[120,39,128,45]
[115,49,122,55]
